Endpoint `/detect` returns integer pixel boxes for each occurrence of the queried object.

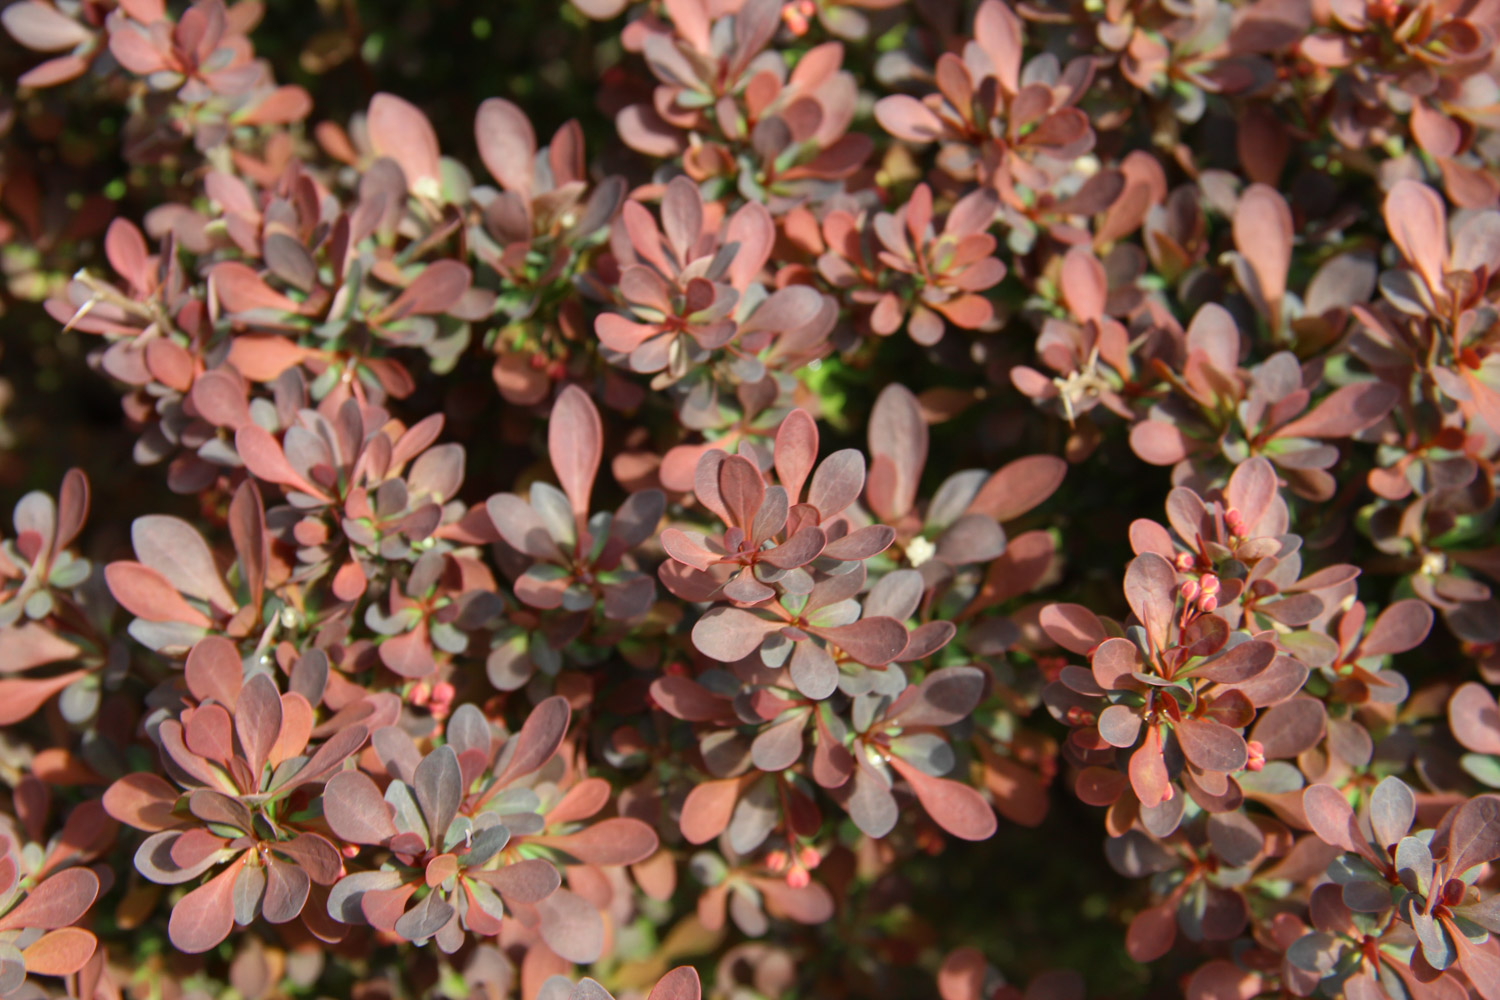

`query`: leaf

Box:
[104,562,212,627]
[814,617,908,666]
[474,97,536,193]
[939,948,987,1000]
[1193,640,1274,683]
[413,746,462,848]
[1059,247,1107,322]
[647,967,702,1000]
[1125,901,1177,962]
[535,818,660,866]
[102,772,180,831]
[367,93,441,190]
[867,384,928,522]
[537,888,605,964]
[549,385,602,519]
[1445,795,1500,876]
[967,455,1067,522]
[235,673,283,784]
[228,480,267,615]
[2,2,91,51]
[874,94,946,143]
[650,676,728,721]
[1129,727,1170,808]
[470,858,559,903]
[261,857,311,924]
[751,716,805,771]
[1274,382,1399,440]
[1383,180,1448,295]
[393,885,452,942]
[1360,599,1434,657]
[131,515,236,613]
[324,770,398,846]
[167,863,240,954]
[495,695,571,784]
[717,455,765,532]
[1233,184,1293,317]
[892,666,987,726]
[1302,784,1362,853]
[806,450,866,521]
[381,261,472,321]
[0,671,90,725]
[692,607,779,662]
[1039,604,1104,654]
[1175,719,1248,772]
[233,425,324,497]
[486,493,565,560]
[0,867,98,931]
[888,756,997,841]
[774,409,819,502]
[211,261,299,314]
[1123,553,1176,652]
[1369,776,1416,850]
[20,927,95,977]
[1451,683,1500,755]
[681,778,741,844]
[1251,697,1326,758]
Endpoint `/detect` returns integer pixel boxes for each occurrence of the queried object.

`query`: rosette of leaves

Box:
[593,176,834,427]
[686,560,912,694]
[472,98,626,319]
[1104,825,1255,965]
[614,0,872,204]
[1127,456,1363,633]
[231,400,470,602]
[328,697,636,962]
[45,221,211,469]
[1009,245,1145,432]
[103,479,272,654]
[821,665,999,842]
[1041,553,1284,816]
[104,0,311,124]
[1282,880,1462,999]
[362,548,503,680]
[1300,0,1500,204]
[1356,182,1500,435]
[1297,598,1432,711]
[857,184,1005,346]
[0,851,99,997]
[0,469,107,725]
[486,386,664,623]
[864,384,1062,595]
[101,669,370,952]
[323,742,566,955]
[874,0,1095,208]
[661,408,893,607]
[1300,779,1500,997]
[1129,303,1399,499]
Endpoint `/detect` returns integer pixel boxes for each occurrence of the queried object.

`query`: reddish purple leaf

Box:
[549,385,602,519]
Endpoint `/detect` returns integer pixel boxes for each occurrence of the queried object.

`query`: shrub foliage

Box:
[1,0,1500,997]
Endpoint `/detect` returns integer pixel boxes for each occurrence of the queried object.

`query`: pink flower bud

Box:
[1246,740,1266,772]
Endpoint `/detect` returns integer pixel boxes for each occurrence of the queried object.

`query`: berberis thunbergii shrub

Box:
[0,0,1499,996]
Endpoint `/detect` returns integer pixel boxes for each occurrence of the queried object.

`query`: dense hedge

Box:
[1,0,1500,998]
